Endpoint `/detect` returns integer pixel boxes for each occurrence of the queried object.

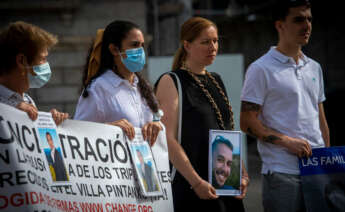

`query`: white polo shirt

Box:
[241,47,326,175]
[74,70,153,127]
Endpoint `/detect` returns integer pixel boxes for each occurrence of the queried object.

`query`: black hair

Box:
[81,20,158,113]
[45,132,53,142]
[212,135,233,152]
[272,0,311,22]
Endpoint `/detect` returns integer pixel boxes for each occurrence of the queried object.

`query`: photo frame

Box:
[35,112,69,182]
[127,133,163,197]
[208,130,242,196]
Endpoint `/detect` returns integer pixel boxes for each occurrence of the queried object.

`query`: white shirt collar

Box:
[269,46,309,65]
[103,69,139,89]
[51,148,55,163]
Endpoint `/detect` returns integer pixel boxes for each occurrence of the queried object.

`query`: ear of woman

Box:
[183,40,190,52]
[108,44,120,57]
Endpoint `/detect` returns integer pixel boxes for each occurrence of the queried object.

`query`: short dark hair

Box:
[212,135,233,153]
[136,149,143,156]
[272,0,311,22]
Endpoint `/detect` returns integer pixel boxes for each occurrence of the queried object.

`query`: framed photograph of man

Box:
[39,128,69,182]
[128,140,163,197]
[208,130,242,196]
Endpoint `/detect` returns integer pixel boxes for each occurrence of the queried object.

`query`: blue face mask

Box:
[121,47,146,72]
[28,62,52,88]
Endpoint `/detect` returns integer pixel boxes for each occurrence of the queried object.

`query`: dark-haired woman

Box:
[74,20,162,145]
[155,17,248,211]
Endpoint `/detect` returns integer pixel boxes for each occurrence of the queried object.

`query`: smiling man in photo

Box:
[212,135,234,189]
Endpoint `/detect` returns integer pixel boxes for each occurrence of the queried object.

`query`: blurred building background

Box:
[1,0,344,211]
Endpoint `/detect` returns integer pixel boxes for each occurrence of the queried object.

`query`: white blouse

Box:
[74,70,153,127]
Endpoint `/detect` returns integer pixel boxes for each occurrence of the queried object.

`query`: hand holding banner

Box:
[299,147,345,212]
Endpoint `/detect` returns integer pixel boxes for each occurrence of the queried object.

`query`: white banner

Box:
[0,103,173,212]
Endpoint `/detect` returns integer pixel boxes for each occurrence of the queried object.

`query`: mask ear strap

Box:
[109,44,126,61]
[115,46,121,55]
[17,54,26,67]
[17,54,29,76]
[22,56,27,76]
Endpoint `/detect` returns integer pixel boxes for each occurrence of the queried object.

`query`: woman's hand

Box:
[234,176,249,199]
[16,102,38,121]
[142,121,163,146]
[192,179,218,200]
[108,119,135,140]
[50,109,69,126]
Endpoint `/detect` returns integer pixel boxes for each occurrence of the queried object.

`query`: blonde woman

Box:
[155,17,248,211]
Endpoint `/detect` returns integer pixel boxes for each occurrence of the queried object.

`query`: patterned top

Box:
[0,84,36,107]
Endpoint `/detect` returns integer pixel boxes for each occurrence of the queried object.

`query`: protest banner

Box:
[0,103,173,212]
[299,147,345,212]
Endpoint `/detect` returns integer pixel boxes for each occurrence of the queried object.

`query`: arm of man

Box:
[318,103,330,147]
[240,101,312,158]
[156,74,217,200]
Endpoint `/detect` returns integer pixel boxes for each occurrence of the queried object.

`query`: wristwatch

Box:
[153,109,164,122]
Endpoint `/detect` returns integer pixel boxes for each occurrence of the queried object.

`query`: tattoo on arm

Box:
[242,101,261,138]
[241,102,282,144]
[263,135,281,144]
[241,101,261,112]
[242,101,280,143]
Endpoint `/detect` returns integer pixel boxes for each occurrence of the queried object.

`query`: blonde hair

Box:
[172,17,217,71]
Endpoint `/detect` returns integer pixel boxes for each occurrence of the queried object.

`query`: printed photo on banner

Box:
[39,128,69,182]
[35,112,69,182]
[127,134,162,197]
[208,130,242,196]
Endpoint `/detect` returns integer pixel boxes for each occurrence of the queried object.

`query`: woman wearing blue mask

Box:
[0,21,68,125]
[74,20,162,145]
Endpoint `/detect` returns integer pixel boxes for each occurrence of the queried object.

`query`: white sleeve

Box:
[318,64,326,103]
[240,63,267,106]
[73,88,105,123]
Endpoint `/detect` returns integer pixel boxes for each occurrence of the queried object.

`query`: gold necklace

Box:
[181,65,234,130]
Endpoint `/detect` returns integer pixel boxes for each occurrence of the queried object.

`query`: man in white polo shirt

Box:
[240,0,330,211]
